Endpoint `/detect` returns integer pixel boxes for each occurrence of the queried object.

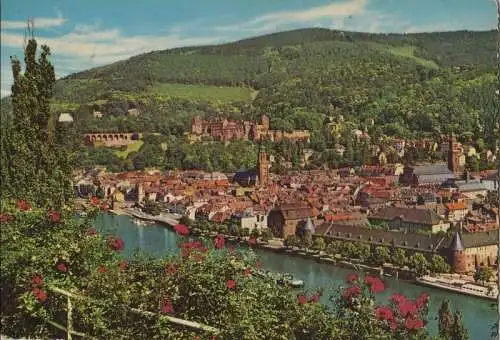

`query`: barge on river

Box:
[416,275,498,302]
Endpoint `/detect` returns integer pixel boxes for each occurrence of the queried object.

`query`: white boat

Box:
[416,276,498,301]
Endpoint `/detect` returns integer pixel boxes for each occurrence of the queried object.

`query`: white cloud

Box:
[215,0,368,33]
[1,13,66,30]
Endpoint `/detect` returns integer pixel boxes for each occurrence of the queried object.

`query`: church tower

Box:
[447,133,462,175]
[258,145,269,187]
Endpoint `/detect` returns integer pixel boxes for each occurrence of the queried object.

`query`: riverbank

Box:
[107,209,497,302]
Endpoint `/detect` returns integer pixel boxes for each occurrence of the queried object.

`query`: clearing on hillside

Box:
[151,83,255,103]
[114,140,144,159]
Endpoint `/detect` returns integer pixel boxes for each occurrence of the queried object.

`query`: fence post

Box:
[67,295,73,340]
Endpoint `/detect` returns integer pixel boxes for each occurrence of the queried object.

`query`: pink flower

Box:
[390,321,397,331]
[0,213,13,223]
[346,273,359,284]
[248,238,257,245]
[390,293,407,305]
[399,301,418,317]
[415,292,429,309]
[107,236,125,251]
[160,297,174,314]
[32,287,47,303]
[48,210,61,223]
[86,228,98,236]
[375,306,394,321]
[226,279,236,290]
[364,275,385,294]
[90,196,100,206]
[214,234,225,249]
[297,294,307,305]
[16,199,31,211]
[309,294,319,303]
[31,274,44,287]
[167,264,177,275]
[243,267,252,276]
[119,261,128,271]
[56,262,68,273]
[100,203,109,211]
[341,285,361,301]
[97,265,107,273]
[174,224,189,236]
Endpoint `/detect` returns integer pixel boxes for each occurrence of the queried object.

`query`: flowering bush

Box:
[0,198,461,339]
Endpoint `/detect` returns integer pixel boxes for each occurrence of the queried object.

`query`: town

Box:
[75,128,500,298]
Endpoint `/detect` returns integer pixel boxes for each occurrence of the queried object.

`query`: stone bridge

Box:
[84,133,142,147]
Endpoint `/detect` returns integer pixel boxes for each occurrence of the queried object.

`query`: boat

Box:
[255,270,304,288]
[416,276,498,301]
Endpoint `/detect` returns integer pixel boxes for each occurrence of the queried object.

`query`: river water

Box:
[94,213,496,340]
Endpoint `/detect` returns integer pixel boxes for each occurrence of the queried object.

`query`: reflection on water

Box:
[94,213,496,340]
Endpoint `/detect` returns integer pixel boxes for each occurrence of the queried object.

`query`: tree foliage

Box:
[1,39,73,209]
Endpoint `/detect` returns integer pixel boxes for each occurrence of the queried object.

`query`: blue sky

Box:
[1,0,496,98]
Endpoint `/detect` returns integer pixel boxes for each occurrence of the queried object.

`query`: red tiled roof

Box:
[446,203,468,211]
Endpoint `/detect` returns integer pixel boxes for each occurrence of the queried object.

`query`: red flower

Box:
[91,196,100,206]
[167,264,177,275]
[97,265,107,273]
[297,294,307,305]
[31,274,44,287]
[214,234,225,249]
[309,294,319,303]
[399,301,418,317]
[405,316,423,330]
[415,292,429,309]
[48,210,61,223]
[390,321,398,331]
[346,273,359,284]
[160,297,174,314]
[341,285,361,301]
[174,224,189,236]
[226,279,236,290]
[375,306,394,321]
[86,228,98,236]
[0,213,13,223]
[364,275,385,294]
[16,199,31,211]
[56,262,68,273]
[248,238,257,245]
[390,293,407,305]
[119,261,128,271]
[243,267,252,276]
[107,236,125,251]
[32,287,47,303]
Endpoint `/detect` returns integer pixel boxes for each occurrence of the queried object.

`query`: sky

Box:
[0,0,497,98]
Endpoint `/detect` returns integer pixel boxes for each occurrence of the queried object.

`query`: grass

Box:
[114,140,144,159]
[151,83,255,103]
[368,43,439,69]
[385,46,439,69]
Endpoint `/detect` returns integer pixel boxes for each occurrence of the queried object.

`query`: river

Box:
[94,213,496,340]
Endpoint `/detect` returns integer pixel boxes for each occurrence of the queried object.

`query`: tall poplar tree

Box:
[1,36,73,209]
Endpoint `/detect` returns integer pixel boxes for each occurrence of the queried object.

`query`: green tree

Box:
[372,246,391,266]
[408,252,429,276]
[1,38,73,208]
[450,311,469,340]
[312,236,326,252]
[391,248,407,267]
[438,299,453,339]
[473,266,494,285]
[430,255,451,274]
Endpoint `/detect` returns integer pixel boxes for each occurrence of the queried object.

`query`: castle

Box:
[190,114,310,143]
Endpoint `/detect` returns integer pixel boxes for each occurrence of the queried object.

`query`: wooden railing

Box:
[46,286,220,339]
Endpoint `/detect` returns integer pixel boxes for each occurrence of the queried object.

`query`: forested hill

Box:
[2,28,498,152]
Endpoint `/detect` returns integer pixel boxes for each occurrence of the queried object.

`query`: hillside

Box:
[2,28,498,173]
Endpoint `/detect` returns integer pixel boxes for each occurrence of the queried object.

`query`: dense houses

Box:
[75,143,498,274]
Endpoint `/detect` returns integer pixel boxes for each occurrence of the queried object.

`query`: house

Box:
[368,206,450,234]
[445,202,469,222]
[267,204,313,239]
[399,163,454,186]
[233,208,268,232]
[455,180,488,200]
